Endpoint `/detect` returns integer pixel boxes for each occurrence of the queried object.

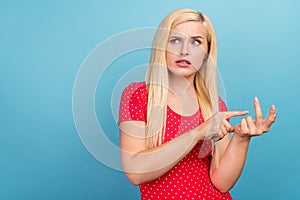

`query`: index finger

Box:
[254,97,264,131]
[225,110,249,119]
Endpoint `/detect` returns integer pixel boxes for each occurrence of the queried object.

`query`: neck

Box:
[168,72,195,96]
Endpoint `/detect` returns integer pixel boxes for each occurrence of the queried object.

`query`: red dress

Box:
[119,82,232,200]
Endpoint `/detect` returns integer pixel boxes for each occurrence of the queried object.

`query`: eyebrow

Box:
[169,35,204,39]
[169,35,181,38]
[191,36,204,39]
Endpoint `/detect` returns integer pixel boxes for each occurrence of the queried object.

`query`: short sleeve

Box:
[218,97,230,122]
[118,82,148,124]
[218,97,228,112]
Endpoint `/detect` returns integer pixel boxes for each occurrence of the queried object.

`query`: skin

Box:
[166,21,208,84]
[119,21,277,193]
[166,21,208,116]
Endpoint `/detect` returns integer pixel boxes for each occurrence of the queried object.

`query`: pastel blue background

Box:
[1,0,299,199]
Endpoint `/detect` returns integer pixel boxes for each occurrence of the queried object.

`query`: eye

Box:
[169,37,180,44]
[191,39,201,45]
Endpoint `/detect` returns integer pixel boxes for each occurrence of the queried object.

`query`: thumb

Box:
[229,125,238,133]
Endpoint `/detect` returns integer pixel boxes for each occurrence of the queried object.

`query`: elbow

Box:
[210,176,232,194]
[125,173,144,186]
[121,157,144,185]
[212,181,232,194]
[215,185,231,194]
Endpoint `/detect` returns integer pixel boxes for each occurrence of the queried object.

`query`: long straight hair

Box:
[145,8,220,159]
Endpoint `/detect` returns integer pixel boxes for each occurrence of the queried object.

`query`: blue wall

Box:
[1,0,299,199]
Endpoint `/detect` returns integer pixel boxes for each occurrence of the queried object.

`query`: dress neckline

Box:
[167,105,200,118]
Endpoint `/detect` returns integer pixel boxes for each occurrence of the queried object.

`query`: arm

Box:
[209,98,277,193]
[210,131,250,193]
[119,83,205,185]
[120,111,248,185]
[120,121,201,185]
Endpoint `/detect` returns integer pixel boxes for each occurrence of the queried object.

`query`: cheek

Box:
[166,50,176,66]
[191,49,207,67]
[166,52,172,67]
[166,44,180,56]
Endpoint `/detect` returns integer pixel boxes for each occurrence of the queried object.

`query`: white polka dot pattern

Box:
[119,82,232,200]
[118,82,148,124]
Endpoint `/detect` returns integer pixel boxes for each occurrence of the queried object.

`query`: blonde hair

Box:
[145,8,220,158]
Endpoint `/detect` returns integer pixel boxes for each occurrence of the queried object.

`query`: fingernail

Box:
[254,97,259,102]
[272,105,276,110]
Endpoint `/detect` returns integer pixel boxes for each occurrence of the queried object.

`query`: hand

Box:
[231,97,277,138]
[201,110,248,142]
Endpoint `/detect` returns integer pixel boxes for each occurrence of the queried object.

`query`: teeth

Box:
[177,60,190,64]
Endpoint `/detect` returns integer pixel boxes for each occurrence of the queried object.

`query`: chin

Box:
[169,68,197,77]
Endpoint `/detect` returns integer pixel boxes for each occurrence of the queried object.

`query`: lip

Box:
[175,59,191,67]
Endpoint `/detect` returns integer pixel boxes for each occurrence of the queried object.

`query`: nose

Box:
[180,41,189,56]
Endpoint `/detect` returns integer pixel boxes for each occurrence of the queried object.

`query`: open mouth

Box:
[175,59,191,66]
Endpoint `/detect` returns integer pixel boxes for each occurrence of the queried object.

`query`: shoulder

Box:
[120,82,148,105]
[119,82,148,123]
[129,82,147,92]
[121,82,147,98]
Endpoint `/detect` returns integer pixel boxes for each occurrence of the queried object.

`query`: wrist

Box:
[232,132,251,143]
[193,125,206,141]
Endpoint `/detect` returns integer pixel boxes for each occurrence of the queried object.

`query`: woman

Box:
[118,8,276,200]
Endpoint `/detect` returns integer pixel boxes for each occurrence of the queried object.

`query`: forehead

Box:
[170,21,207,38]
